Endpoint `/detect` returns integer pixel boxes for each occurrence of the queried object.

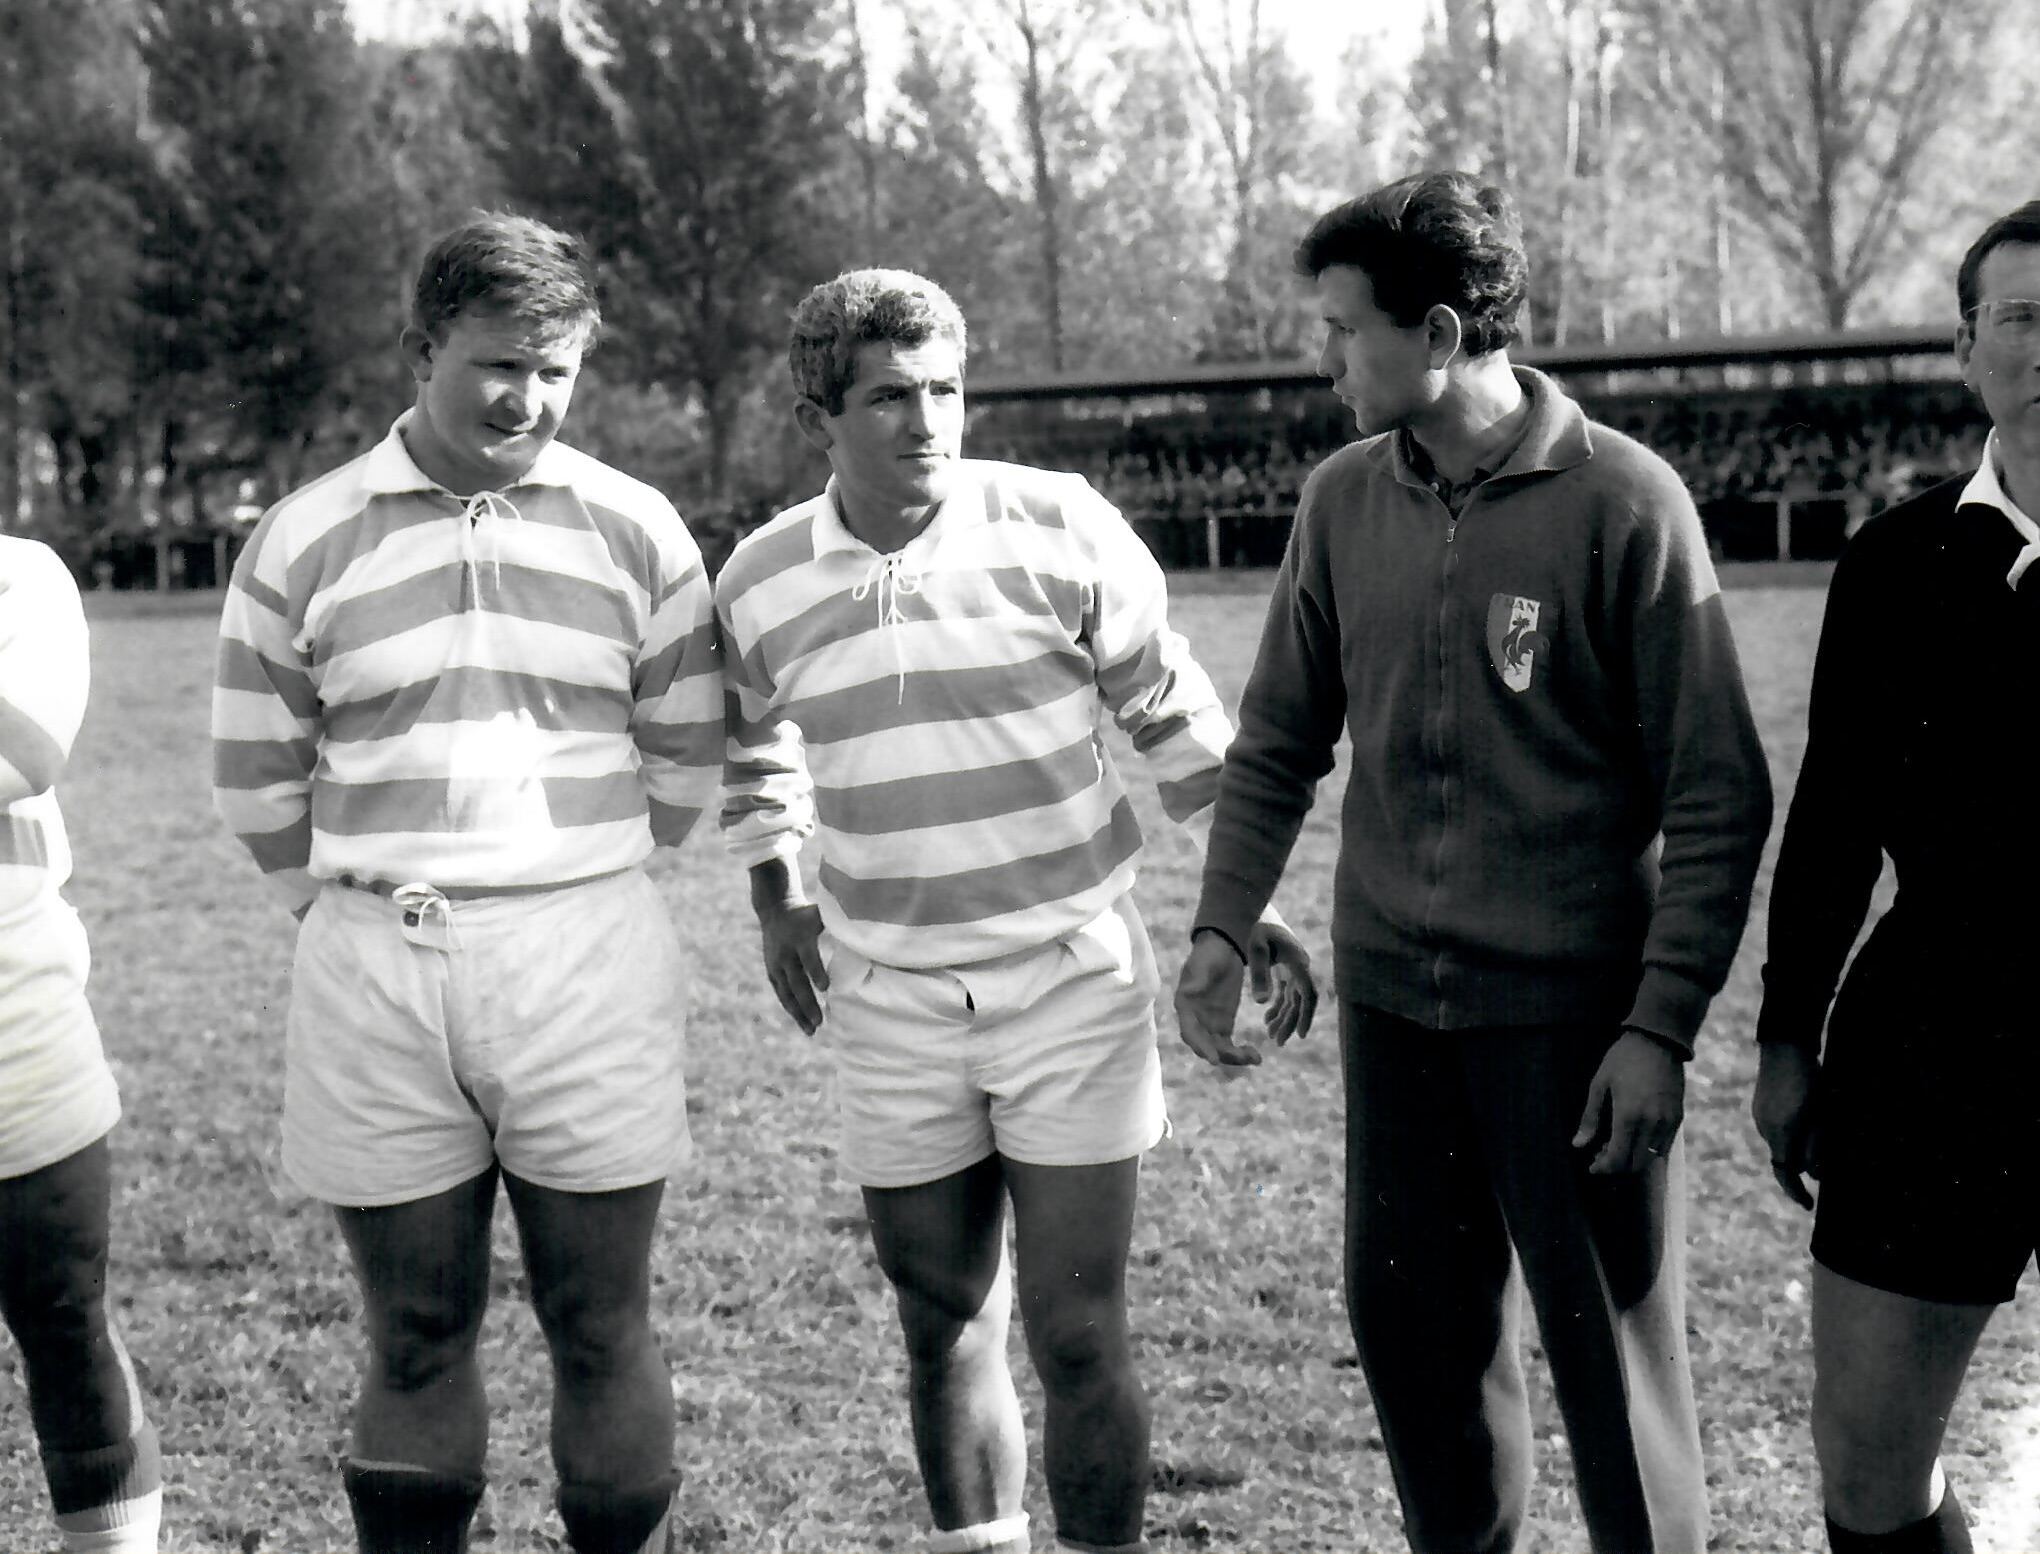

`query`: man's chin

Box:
[473,436,551,483]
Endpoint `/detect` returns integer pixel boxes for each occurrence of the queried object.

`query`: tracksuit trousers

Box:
[1340,1002,1708,1554]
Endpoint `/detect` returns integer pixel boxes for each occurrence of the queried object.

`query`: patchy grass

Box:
[1,571,2034,1552]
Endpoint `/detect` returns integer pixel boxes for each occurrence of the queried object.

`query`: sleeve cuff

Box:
[1620,967,1713,1059]
[1191,924,1247,964]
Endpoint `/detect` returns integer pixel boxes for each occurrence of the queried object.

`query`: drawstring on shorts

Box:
[392,882,462,951]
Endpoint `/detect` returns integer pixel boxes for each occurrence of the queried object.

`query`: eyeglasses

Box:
[1964,298,2040,339]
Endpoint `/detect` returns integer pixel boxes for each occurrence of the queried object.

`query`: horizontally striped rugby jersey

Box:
[213,414,722,915]
[718,460,1232,969]
[0,537,88,923]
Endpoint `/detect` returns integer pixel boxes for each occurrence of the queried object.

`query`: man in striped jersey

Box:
[2,537,162,1552]
[718,268,1315,1554]
[212,215,722,1554]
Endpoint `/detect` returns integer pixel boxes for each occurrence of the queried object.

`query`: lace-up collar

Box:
[813,472,990,702]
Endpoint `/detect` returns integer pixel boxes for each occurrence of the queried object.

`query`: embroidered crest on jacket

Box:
[1486,594,1548,692]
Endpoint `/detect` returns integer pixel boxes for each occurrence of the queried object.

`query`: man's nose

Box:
[1316,336,1339,380]
[903,390,936,434]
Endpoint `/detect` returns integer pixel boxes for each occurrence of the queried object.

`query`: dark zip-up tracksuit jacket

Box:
[1196,368,1772,1054]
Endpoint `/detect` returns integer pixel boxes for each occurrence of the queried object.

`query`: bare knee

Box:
[1022,1293,1129,1396]
[532,1284,652,1390]
[2,1253,109,1373]
[892,1269,1009,1379]
[368,1293,484,1395]
[1812,1387,1942,1526]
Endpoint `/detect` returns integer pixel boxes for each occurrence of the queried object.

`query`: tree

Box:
[0,0,147,541]
[1637,0,2000,329]
[964,0,1127,373]
[866,21,1032,367]
[1152,0,1321,359]
[470,0,854,501]
[137,0,403,515]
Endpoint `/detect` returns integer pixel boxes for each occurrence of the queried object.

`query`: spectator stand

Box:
[967,329,1986,570]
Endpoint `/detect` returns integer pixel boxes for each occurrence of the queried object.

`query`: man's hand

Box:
[750,859,827,1035]
[1245,921,1319,1046]
[1572,1030,1686,1175]
[758,898,827,1034]
[1753,1043,1821,1210]
[1174,931,1263,1069]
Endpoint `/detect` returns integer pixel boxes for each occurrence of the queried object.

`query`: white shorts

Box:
[821,893,1167,1189]
[0,896,121,1180]
[283,868,689,1208]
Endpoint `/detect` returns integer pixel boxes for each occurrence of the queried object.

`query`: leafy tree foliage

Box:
[469,0,854,503]
[0,0,149,543]
[137,0,403,512]
[1634,0,2001,330]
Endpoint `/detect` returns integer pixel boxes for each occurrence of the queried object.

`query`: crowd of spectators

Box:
[996,387,1989,564]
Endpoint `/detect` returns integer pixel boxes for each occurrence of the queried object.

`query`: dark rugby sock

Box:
[557,1470,680,1554]
[1826,1481,1973,1554]
[342,1459,486,1554]
[41,1422,164,1551]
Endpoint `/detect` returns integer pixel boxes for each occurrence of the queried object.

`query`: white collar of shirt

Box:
[359,409,577,497]
[1958,431,2040,589]
[811,466,989,563]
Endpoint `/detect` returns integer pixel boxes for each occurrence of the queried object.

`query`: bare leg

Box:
[333,1169,498,1478]
[1811,1262,1994,1534]
[502,1174,673,1489]
[0,1138,134,1450]
[1005,1156,1149,1550]
[864,1155,1026,1532]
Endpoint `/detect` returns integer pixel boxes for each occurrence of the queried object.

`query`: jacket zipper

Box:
[1425,506,1460,1015]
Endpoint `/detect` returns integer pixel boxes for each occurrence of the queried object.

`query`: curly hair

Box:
[789,269,968,415]
[410,212,601,346]
[1293,172,1527,357]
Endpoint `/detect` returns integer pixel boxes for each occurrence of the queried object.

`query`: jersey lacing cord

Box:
[851,551,924,702]
[456,490,523,607]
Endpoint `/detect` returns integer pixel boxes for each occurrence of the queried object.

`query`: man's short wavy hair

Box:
[410,212,601,347]
[790,269,968,415]
[1294,171,1527,358]
[1957,199,2040,320]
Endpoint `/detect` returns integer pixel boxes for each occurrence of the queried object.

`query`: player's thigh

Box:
[501,1173,664,1352]
[1810,1261,1993,1469]
[863,1154,1010,1353]
[0,1133,111,1338]
[334,1168,498,1371]
[1005,1156,1140,1366]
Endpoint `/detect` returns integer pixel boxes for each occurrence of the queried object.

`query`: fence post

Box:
[1206,511,1222,573]
[1775,495,1793,562]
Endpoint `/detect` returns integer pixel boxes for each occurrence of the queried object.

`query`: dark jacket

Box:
[1758,472,2040,1050]
[1196,368,1772,1053]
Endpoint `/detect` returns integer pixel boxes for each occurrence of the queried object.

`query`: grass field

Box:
[3,571,2036,1552]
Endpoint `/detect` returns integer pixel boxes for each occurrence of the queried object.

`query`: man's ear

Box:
[400,325,436,384]
[1954,320,1977,390]
[1424,304,1465,371]
[793,396,835,453]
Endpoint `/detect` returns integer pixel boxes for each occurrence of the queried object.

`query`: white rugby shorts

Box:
[820,891,1167,1189]
[0,896,121,1181]
[283,867,689,1207]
